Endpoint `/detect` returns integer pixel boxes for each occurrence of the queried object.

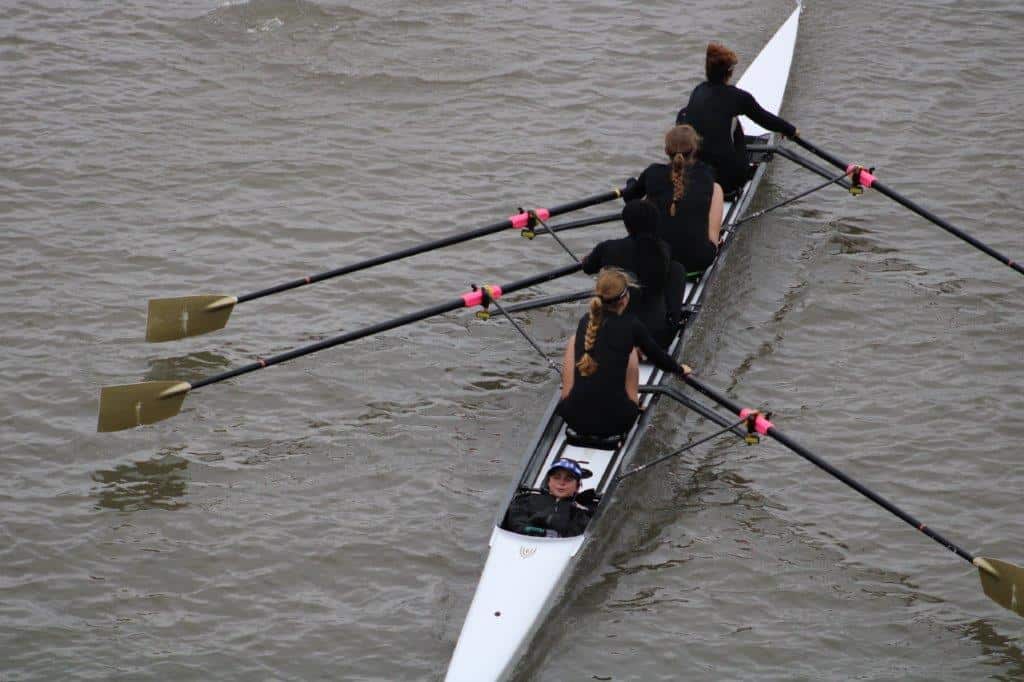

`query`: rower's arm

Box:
[632,319,687,375]
[708,183,724,245]
[581,243,604,275]
[621,167,648,201]
[737,88,796,138]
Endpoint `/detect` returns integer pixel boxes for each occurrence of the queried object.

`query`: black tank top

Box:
[557,311,684,436]
[622,162,716,272]
[570,313,681,395]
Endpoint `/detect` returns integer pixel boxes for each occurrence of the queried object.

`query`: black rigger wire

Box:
[482,288,562,376]
[617,416,747,480]
[522,208,582,264]
[733,167,853,227]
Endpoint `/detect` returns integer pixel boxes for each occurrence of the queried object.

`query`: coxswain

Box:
[678,42,798,195]
[505,458,595,538]
[556,268,692,438]
[622,125,723,275]
[582,199,680,347]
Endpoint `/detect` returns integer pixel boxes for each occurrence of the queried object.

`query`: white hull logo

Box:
[519,546,537,559]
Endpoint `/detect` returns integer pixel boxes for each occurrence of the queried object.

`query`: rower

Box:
[505,458,595,538]
[582,200,679,347]
[622,125,724,275]
[677,42,798,195]
[556,268,692,439]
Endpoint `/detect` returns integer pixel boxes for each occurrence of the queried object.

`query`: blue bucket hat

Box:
[546,458,593,481]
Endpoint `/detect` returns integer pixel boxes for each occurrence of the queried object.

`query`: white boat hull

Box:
[447,5,801,679]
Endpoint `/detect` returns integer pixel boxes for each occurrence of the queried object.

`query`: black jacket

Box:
[679,81,796,193]
[505,491,593,538]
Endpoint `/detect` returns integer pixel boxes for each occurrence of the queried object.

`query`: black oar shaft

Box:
[499,289,592,314]
[639,385,746,438]
[546,212,620,234]
[792,136,1024,276]
[749,144,853,191]
[682,375,978,566]
[192,263,582,391]
[236,190,621,304]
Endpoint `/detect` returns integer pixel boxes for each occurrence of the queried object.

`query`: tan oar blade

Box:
[97,381,192,432]
[146,295,237,342]
[975,557,1024,617]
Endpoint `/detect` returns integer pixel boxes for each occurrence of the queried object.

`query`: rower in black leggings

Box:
[678,42,797,195]
[557,269,691,438]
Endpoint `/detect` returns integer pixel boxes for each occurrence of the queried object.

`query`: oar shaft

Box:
[192,263,582,391]
[682,375,978,565]
[639,385,746,438]
[499,288,592,314]
[546,212,620,234]
[792,136,1024,276]
[236,190,621,304]
[749,144,853,190]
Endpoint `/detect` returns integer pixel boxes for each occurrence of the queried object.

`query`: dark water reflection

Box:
[91,453,190,512]
[143,351,232,383]
[963,619,1024,679]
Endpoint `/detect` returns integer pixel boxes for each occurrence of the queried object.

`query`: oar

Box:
[682,373,1024,618]
[640,385,746,439]
[791,135,1024,277]
[543,211,620,235]
[498,288,593,315]
[145,189,622,342]
[100,263,582,432]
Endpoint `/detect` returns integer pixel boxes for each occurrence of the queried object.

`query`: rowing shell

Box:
[445,6,802,679]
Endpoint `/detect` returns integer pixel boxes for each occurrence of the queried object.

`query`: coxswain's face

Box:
[548,469,580,499]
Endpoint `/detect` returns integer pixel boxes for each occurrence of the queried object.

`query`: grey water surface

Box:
[2,0,1023,679]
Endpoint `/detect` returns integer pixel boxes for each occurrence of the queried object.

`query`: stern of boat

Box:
[445,528,585,682]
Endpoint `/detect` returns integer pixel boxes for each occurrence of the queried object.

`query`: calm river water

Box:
[3,0,1023,679]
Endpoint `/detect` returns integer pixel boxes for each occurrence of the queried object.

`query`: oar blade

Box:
[975,557,1024,617]
[146,295,237,342]
[97,381,192,432]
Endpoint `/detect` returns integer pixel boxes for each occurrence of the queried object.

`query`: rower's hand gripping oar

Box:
[681,373,1024,619]
[100,263,583,432]
[791,134,1024,277]
[145,189,622,343]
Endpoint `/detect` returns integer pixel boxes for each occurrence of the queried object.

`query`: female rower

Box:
[582,199,678,347]
[556,268,692,438]
[622,125,723,275]
[679,42,798,195]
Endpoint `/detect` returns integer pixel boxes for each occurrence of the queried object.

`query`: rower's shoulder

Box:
[641,162,670,180]
[691,160,715,179]
[689,80,712,95]
[728,83,757,102]
[594,234,631,251]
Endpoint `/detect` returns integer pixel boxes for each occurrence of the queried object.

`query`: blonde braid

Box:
[670,152,687,216]
[665,125,701,216]
[576,297,603,377]
[575,268,634,377]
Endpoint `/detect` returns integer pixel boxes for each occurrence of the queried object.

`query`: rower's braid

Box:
[576,298,603,377]
[670,153,689,216]
[665,125,701,216]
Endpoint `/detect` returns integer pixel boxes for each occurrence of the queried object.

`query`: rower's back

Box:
[681,42,796,194]
[582,200,674,345]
